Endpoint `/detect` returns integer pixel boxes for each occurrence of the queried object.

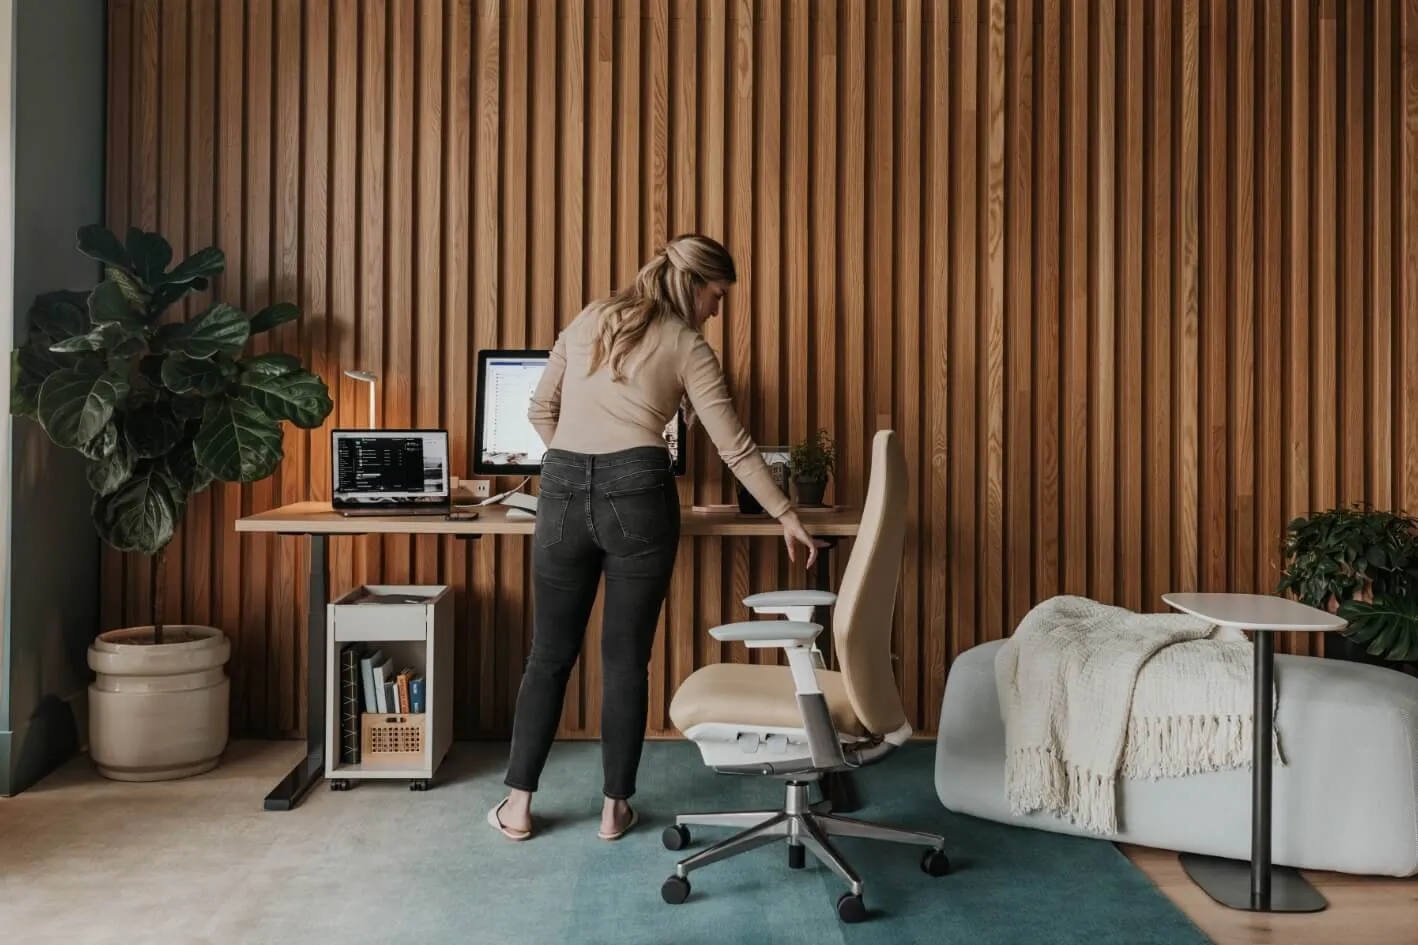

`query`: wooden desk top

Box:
[235,501,861,538]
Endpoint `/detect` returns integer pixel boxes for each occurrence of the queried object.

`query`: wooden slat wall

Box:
[101,0,1418,740]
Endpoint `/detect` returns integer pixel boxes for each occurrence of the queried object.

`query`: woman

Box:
[488,234,819,842]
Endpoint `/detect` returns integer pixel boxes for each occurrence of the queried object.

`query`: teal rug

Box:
[290,740,1209,945]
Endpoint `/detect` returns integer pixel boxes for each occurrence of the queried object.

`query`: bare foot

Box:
[599,797,636,839]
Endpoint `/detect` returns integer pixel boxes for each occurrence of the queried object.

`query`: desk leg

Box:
[812,539,859,814]
[264,534,329,811]
[1178,630,1325,912]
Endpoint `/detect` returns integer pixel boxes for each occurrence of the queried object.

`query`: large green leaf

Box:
[161,352,236,395]
[26,290,91,340]
[1338,596,1418,662]
[250,301,299,334]
[162,303,250,359]
[76,224,131,273]
[168,439,214,496]
[36,364,130,449]
[11,340,76,418]
[79,422,120,460]
[92,459,181,555]
[125,227,173,285]
[237,368,333,429]
[88,278,147,332]
[239,352,302,376]
[124,401,185,459]
[106,267,150,308]
[194,395,285,482]
[163,246,224,286]
[49,323,118,354]
[87,439,135,496]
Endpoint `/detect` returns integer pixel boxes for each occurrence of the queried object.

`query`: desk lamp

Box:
[343,370,377,429]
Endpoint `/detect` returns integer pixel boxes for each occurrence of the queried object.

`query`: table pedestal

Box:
[1179,630,1326,913]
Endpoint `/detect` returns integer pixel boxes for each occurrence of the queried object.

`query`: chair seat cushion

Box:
[669,663,867,737]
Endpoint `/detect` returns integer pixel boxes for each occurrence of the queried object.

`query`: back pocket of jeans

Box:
[535,489,573,547]
[604,476,671,544]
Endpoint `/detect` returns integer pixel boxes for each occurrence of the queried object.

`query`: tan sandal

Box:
[598,806,638,841]
[487,797,531,841]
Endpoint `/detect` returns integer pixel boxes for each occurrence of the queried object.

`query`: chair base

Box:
[661,780,949,919]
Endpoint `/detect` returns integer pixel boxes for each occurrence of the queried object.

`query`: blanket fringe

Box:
[1005,746,1117,836]
[1122,713,1284,780]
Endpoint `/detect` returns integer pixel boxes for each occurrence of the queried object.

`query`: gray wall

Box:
[1,0,106,795]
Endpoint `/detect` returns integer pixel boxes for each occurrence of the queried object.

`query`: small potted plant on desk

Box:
[1277,503,1418,671]
[789,429,836,507]
[9,224,334,780]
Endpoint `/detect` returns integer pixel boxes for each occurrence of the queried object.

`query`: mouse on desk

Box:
[505,508,535,520]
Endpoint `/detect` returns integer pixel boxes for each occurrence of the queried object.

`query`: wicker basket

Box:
[360,713,426,767]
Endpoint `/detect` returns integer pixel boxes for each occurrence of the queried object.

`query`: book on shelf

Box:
[340,643,427,733]
[338,645,362,764]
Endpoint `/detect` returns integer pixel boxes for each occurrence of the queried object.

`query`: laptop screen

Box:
[331,430,450,505]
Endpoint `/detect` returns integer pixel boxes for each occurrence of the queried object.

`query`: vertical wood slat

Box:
[101,1,1418,740]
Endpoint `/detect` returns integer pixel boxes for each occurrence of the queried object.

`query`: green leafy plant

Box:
[789,428,836,482]
[10,224,333,643]
[1276,504,1418,662]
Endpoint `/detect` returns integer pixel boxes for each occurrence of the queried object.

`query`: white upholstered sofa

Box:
[935,639,1418,877]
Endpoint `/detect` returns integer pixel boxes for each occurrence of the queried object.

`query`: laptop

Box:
[331,429,452,517]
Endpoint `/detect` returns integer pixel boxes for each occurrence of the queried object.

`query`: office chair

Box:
[661,430,949,923]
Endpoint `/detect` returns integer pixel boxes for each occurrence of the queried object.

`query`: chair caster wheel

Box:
[661,875,691,905]
[921,849,951,877]
[409,779,432,791]
[328,779,352,791]
[836,892,866,923]
[662,824,690,850]
[788,844,806,869]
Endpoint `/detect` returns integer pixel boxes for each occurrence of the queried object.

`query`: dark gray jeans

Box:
[503,445,681,800]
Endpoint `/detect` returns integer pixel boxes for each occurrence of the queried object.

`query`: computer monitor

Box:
[330,429,450,510]
[474,348,687,476]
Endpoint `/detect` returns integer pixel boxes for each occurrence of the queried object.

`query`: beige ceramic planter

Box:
[87,625,231,781]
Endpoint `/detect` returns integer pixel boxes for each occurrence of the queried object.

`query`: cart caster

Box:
[661,825,690,850]
[409,779,432,791]
[328,779,352,791]
[836,891,866,923]
[921,848,951,877]
[661,875,691,904]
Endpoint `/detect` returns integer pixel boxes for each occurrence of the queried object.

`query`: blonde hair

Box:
[587,234,737,381]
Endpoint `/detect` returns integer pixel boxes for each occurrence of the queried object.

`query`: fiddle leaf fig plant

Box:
[1277,504,1418,662]
[10,224,333,643]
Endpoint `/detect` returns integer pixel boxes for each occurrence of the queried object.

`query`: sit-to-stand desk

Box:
[234,501,861,813]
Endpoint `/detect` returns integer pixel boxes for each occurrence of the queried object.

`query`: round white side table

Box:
[1161,592,1347,913]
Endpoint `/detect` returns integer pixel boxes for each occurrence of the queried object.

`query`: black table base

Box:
[1178,629,1327,913]
[1180,853,1326,913]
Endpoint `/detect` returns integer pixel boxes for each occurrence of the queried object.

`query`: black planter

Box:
[794,476,827,507]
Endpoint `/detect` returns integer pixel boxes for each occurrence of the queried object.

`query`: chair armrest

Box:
[709,620,822,649]
[742,590,837,624]
[743,590,838,608]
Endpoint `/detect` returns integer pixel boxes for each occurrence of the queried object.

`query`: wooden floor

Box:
[1123,845,1418,945]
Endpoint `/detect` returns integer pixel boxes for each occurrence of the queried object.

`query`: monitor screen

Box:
[474,348,686,476]
[331,429,450,506]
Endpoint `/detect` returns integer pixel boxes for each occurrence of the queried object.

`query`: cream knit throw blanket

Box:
[995,595,1280,836]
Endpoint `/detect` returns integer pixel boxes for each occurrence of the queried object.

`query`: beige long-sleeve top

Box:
[528,306,792,518]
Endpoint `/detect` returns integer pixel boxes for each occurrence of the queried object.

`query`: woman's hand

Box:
[779,510,820,569]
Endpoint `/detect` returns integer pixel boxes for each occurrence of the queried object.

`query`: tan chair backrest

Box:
[831,429,909,736]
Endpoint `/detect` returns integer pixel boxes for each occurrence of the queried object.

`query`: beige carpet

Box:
[0,741,326,944]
